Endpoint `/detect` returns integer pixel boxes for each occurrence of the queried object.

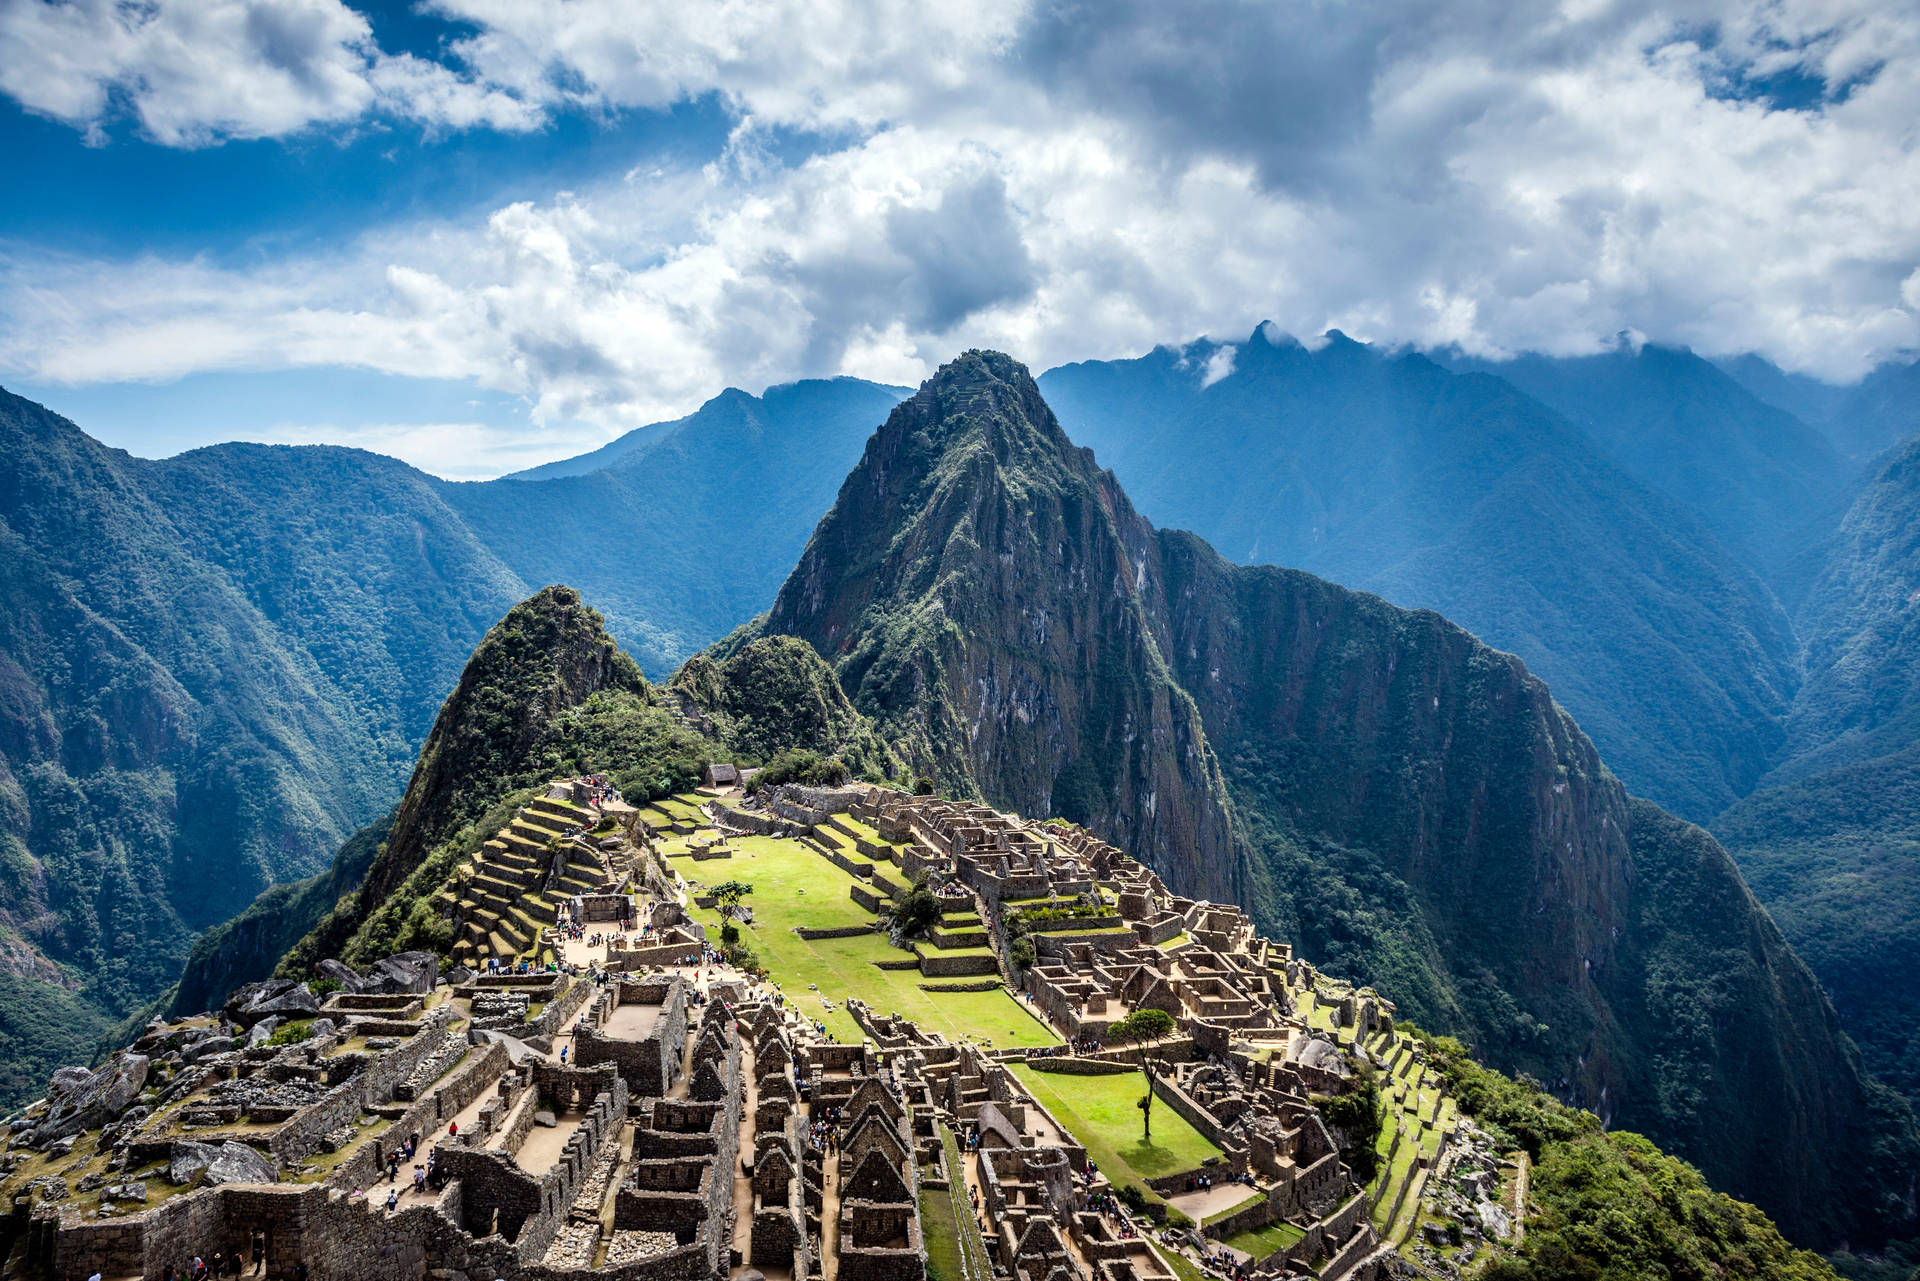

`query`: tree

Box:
[1108,1007,1177,1140]
[709,880,754,946]
[709,881,755,918]
[883,875,943,943]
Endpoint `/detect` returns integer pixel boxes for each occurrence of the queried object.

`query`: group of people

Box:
[580,773,622,808]
[805,1103,844,1155]
[152,1248,285,1281]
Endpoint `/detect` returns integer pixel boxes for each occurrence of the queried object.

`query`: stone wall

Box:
[269,1006,457,1167]
[796,925,879,941]
[574,980,688,1098]
[1023,1058,1131,1076]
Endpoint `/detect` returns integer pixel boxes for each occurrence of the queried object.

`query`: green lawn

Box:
[1011,1065,1221,1194]
[685,835,1055,1048]
[1221,1220,1304,1260]
[920,1184,964,1281]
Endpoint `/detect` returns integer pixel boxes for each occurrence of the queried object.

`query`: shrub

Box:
[267,1020,315,1046]
[747,749,851,792]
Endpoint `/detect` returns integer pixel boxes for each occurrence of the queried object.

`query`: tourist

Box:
[386,1188,399,1213]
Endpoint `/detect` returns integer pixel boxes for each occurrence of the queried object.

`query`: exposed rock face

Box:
[169,1140,275,1187]
[225,979,319,1028]
[33,1055,148,1146]
[366,951,437,995]
[746,349,1920,1248]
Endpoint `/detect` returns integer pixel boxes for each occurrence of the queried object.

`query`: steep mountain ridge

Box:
[745,350,1919,1250]
[1714,436,1920,1106]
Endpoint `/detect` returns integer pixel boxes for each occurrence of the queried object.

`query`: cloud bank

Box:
[1,0,1916,467]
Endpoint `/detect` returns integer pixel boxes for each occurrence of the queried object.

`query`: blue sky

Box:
[1,0,1916,478]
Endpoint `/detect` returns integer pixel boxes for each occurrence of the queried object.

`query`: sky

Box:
[1,0,1916,479]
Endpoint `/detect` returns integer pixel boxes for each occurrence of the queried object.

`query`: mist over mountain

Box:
[1039,328,1799,821]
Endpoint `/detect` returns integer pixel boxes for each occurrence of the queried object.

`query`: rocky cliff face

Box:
[748,350,1919,1249]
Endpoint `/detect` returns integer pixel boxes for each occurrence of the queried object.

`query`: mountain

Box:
[742,349,1920,1250]
[0,390,467,1102]
[0,376,905,1108]
[1826,358,1920,468]
[1440,341,1850,585]
[1715,436,1920,1106]
[175,584,686,1000]
[1715,353,1853,432]
[1038,329,1798,821]
[503,376,908,482]
[1721,353,1920,467]
[183,593,896,996]
[440,378,909,674]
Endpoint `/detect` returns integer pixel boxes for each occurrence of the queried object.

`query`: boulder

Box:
[32,1055,149,1146]
[24,1175,67,1203]
[366,951,437,995]
[246,1017,282,1047]
[533,1111,558,1128]
[170,1140,275,1188]
[447,965,475,986]
[102,1181,148,1204]
[1474,1199,1512,1241]
[233,980,321,1027]
[180,1036,237,1064]
[47,1067,94,1105]
[317,959,366,992]
[311,1018,337,1039]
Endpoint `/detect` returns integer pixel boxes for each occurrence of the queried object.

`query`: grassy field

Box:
[1010,1065,1221,1194]
[683,834,1055,1048]
[1221,1220,1304,1259]
[920,1183,965,1281]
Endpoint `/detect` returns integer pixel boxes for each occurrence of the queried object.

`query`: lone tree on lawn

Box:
[709,880,755,945]
[1108,1007,1177,1140]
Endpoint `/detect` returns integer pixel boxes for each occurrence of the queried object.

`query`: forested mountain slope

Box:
[1039,330,1798,820]
[0,390,444,1101]
[1441,342,1850,584]
[743,350,1920,1251]
[1716,436,1920,1105]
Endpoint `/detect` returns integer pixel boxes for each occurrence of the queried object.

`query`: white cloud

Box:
[0,0,534,144]
[2,0,1918,475]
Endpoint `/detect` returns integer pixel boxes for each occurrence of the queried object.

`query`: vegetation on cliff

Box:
[672,634,900,778]
[1420,1034,1840,1281]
